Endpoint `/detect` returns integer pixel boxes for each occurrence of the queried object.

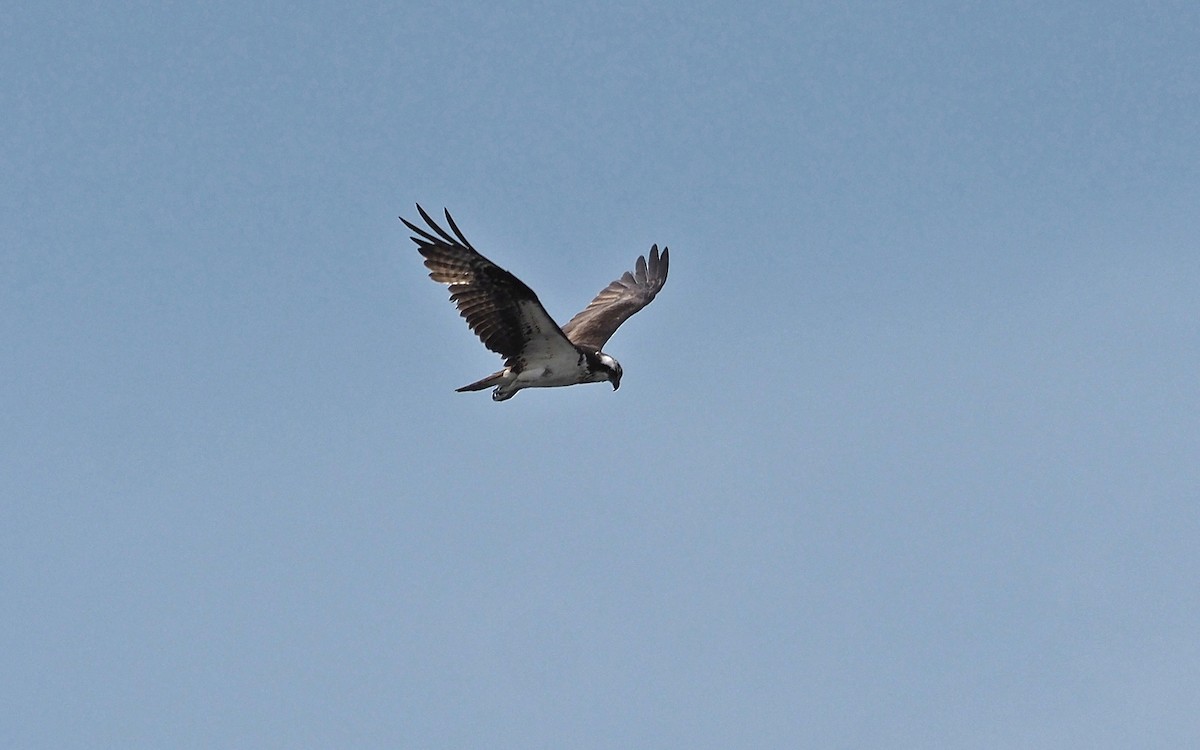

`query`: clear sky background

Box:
[3,2,1199,747]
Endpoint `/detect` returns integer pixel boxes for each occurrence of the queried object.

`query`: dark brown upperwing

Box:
[561,245,669,352]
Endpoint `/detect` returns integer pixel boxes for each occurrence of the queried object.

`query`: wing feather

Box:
[403,205,577,367]
[561,245,670,352]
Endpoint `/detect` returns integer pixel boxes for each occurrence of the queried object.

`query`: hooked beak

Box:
[611,376,621,391]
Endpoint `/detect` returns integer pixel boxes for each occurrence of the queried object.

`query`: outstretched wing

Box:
[403,205,578,368]
[561,245,669,352]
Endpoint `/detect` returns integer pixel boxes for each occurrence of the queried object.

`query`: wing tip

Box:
[402,203,473,251]
[641,244,668,285]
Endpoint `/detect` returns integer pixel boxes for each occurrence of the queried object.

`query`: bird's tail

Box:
[456,370,507,392]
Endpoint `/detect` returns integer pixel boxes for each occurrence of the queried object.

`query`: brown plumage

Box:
[403,204,670,400]
[402,205,565,368]
[561,244,669,352]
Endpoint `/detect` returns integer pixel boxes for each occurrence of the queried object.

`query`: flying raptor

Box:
[404,205,670,401]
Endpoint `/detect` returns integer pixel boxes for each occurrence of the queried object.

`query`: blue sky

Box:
[3,1,1199,747]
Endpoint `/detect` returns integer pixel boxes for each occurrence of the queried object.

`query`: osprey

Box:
[403,205,670,401]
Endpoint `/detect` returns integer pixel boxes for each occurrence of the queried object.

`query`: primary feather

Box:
[561,244,670,352]
[402,205,572,368]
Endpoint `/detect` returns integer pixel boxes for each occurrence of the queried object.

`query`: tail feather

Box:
[456,370,506,392]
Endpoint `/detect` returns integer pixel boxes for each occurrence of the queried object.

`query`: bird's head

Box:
[597,352,623,391]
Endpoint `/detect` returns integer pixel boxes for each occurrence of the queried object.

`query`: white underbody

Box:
[457,323,619,401]
[489,360,607,401]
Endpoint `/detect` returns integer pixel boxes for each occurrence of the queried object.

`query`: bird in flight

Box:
[403,205,670,401]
